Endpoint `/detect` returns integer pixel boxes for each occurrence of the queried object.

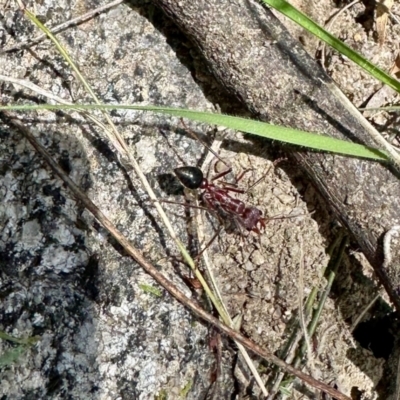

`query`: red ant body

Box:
[174,166,266,235]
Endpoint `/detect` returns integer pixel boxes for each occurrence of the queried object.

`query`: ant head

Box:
[174,166,204,190]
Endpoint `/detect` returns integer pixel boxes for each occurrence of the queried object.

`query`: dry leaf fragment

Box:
[376,0,394,47]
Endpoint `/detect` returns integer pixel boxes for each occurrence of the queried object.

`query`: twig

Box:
[350,292,382,333]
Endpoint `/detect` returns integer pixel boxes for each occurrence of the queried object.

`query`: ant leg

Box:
[210,158,247,190]
[244,164,273,193]
[245,158,287,193]
[235,168,252,184]
[229,155,274,195]
[194,226,222,261]
[214,168,253,194]
[218,186,245,195]
[213,157,253,190]
[210,166,232,182]
[210,165,249,194]
[159,128,187,166]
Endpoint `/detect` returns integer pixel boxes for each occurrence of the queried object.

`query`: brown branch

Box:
[2,111,351,400]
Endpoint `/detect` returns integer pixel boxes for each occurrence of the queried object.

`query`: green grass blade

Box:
[0,103,388,161]
[262,0,400,92]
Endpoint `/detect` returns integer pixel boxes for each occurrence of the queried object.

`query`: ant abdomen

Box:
[174,166,204,190]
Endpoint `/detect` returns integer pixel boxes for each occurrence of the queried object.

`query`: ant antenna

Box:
[179,118,230,170]
[159,128,188,166]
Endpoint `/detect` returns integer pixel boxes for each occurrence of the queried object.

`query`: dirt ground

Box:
[0,0,399,399]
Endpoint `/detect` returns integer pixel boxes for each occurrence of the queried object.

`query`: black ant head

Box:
[174,166,204,190]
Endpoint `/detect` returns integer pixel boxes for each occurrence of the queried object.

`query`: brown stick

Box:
[2,112,351,400]
[151,0,400,312]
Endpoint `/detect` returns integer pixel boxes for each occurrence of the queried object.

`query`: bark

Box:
[151,0,400,311]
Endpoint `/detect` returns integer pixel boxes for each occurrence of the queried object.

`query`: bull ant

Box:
[159,119,268,237]
[174,165,266,235]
